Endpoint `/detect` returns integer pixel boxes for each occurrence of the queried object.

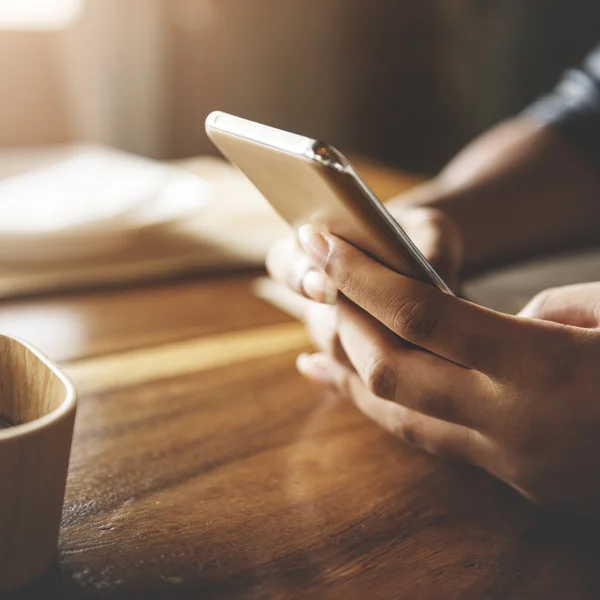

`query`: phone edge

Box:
[206,112,453,295]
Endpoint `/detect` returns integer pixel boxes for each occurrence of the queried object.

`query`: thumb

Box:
[390,207,463,291]
[518,283,600,328]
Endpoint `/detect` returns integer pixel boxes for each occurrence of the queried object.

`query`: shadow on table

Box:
[5,559,65,600]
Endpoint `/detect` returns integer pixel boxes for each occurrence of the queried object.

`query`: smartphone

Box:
[205,111,452,295]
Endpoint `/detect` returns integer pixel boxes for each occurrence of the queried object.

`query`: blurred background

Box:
[1,0,600,308]
[3,0,600,173]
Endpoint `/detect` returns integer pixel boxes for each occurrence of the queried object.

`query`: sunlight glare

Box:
[0,0,82,30]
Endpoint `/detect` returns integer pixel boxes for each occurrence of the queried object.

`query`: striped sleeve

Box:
[524,44,600,170]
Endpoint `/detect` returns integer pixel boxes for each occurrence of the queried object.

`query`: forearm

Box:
[396,117,600,274]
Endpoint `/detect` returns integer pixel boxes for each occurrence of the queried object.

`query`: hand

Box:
[266,206,463,362]
[294,228,600,516]
[519,282,600,327]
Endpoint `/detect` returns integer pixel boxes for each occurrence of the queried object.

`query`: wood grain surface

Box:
[4,163,600,599]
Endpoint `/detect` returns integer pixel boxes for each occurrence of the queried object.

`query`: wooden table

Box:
[5,164,600,600]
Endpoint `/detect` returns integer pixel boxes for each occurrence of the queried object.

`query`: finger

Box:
[266,236,336,304]
[296,353,491,465]
[519,283,600,328]
[252,276,308,320]
[298,226,534,374]
[349,378,490,465]
[266,237,312,296]
[390,207,462,288]
[336,297,490,429]
[296,352,353,392]
[252,277,352,365]
[304,302,352,367]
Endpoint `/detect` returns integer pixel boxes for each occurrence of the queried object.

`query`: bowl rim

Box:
[0,334,77,440]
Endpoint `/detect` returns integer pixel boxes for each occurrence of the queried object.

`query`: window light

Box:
[0,0,82,30]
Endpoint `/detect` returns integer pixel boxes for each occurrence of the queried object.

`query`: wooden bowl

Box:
[0,334,77,592]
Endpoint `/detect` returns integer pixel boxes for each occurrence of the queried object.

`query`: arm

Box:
[397,118,600,275]
[395,44,600,275]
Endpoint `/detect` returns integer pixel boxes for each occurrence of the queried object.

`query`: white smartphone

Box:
[205,111,452,294]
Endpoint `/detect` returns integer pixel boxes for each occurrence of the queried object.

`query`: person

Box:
[266,44,600,516]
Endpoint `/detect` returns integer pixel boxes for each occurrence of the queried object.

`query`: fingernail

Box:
[296,353,334,384]
[302,269,328,302]
[302,270,338,305]
[298,224,331,266]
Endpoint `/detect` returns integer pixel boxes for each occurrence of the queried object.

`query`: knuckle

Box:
[388,294,438,344]
[391,413,423,448]
[365,353,398,400]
